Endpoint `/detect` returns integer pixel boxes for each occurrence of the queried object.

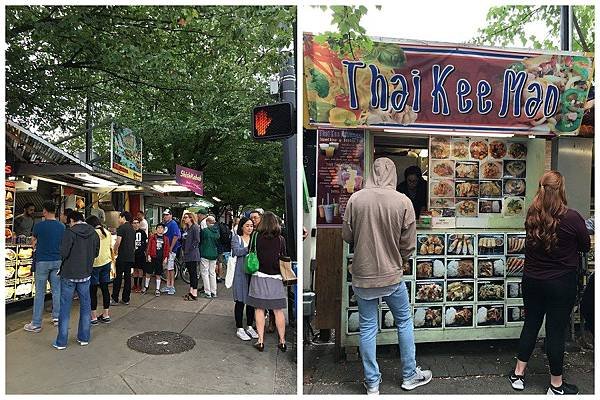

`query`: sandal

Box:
[183,293,197,301]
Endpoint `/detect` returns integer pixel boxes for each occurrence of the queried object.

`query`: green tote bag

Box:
[245,233,259,274]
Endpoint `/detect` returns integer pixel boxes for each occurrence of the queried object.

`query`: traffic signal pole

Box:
[281,57,297,261]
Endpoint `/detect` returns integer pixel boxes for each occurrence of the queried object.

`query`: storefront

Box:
[303,35,594,349]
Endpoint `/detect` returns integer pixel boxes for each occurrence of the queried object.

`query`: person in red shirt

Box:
[143,223,170,296]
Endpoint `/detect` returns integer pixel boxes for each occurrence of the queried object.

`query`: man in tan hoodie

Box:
[343,157,432,394]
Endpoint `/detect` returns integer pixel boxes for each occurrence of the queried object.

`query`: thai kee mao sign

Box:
[304,34,594,135]
[176,165,204,195]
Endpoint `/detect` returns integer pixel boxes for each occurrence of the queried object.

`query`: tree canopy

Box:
[473,5,595,52]
[6,6,296,214]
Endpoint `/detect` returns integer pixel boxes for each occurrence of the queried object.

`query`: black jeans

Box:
[112,260,133,303]
[186,261,198,290]
[91,283,110,311]
[235,301,255,329]
[517,272,576,376]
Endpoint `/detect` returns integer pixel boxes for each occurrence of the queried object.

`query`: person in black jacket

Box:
[53,211,100,350]
[396,165,427,218]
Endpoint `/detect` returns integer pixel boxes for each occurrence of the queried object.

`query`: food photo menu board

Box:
[5,181,15,241]
[429,137,527,219]
[316,129,365,227]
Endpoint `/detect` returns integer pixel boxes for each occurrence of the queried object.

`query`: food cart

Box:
[303,34,594,349]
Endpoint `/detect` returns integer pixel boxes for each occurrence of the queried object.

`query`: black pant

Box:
[186,261,198,290]
[112,260,133,303]
[235,301,255,329]
[91,282,110,311]
[517,272,576,376]
[580,273,594,333]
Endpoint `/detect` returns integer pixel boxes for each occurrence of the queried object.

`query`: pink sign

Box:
[176,165,204,195]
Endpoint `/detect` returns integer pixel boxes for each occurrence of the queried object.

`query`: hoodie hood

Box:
[208,224,219,233]
[70,222,97,238]
[365,157,397,189]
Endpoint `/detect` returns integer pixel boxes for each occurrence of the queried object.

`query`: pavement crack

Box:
[119,374,136,394]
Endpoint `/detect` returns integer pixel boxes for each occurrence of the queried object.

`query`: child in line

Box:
[143,223,170,296]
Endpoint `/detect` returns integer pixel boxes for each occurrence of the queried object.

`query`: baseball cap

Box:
[163,209,172,215]
[196,207,208,215]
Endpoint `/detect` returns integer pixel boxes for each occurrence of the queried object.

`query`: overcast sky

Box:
[301,3,555,49]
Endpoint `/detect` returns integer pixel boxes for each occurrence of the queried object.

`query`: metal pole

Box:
[560,5,572,51]
[281,58,297,261]
[85,97,93,164]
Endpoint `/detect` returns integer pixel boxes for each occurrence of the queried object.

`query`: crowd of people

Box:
[22,203,289,352]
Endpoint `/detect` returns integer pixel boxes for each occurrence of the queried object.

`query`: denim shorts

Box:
[91,262,111,285]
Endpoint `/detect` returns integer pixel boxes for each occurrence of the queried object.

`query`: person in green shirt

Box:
[199,216,220,298]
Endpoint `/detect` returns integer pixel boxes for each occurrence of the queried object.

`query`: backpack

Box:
[218,222,231,246]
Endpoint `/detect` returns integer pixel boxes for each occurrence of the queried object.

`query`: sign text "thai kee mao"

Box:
[343,61,561,119]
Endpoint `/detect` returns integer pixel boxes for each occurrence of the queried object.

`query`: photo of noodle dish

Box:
[451,139,469,159]
[431,160,455,178]
[455,162,479,179]
[504,179,526,196]
[430,180,454,198]
[504,160,526,178]
[479,180,502,198]
[430,137,450,159]
[480,161,503,180]
[456,199,477,217]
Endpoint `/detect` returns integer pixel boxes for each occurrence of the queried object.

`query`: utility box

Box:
[551,137,593,217]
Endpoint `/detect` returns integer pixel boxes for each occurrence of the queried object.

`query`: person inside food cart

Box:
[396,166,427,218]
[14,202,36,236]
[510,171,590,395]
[342,157,432,394]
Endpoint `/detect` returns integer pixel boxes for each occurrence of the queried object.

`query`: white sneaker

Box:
[236,328,251,341]
[77,339,89,346]
[246,326,259,339]
[364,378,381,395]
[401,366,432,391]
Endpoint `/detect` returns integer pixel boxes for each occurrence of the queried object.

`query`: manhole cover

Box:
[127,331,196,355]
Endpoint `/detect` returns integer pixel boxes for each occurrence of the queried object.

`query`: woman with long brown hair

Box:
[181,212,201,301]
[510,171,590,395]
[246,211,287,352]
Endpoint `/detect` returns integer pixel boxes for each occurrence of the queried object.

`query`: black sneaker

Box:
[90,319,99,326]
[547,382,579,395]
[120,300,130,305]
[98,315,111,324]
[509,372,525,391]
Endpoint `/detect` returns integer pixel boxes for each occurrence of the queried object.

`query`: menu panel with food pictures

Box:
[5,181,15,241]
[317,129,365,227]
[5,244,35,303]
[429,137,527,219]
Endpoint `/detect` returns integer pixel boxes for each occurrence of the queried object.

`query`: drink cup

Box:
[324,204,335,223]
[333,203,339,216]
[329,142,339,149]
[318,204,325,219]
[325,146,335,158]
[354,175,363,191]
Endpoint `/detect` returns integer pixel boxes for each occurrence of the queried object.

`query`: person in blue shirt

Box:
[24,201,65,333]
[161,209,181,295]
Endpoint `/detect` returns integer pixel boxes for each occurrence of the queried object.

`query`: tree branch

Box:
[572,11,590,52]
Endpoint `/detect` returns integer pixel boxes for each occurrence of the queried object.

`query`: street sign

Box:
[252,102,295,141]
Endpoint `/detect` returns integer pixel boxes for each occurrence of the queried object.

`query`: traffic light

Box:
[252,102,295,141]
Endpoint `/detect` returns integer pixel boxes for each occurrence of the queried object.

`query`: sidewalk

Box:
[304,337,594,395]
[6,279,296,394]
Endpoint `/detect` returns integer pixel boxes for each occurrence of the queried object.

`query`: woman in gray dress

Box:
[231,217,259,341]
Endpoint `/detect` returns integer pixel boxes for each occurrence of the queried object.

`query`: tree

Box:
[6,6,296,214]
[472,5,595,52]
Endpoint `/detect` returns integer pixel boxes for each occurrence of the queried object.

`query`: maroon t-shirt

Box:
[256,233,285,275]
[524,208,591,280]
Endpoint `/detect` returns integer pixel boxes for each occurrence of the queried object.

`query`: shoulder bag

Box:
[278,236,297,286]
[244,232,259,274]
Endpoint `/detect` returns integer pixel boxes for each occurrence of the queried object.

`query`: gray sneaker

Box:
[364,378,381,395]
[401,367,432,391]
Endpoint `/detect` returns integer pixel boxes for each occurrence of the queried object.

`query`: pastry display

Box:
[414,307,442,328]
[5,267,16,280]
[446,258,474,278]
[478,282,505,301]
[445,306,473,327]
[15,282,33,296]
[17,265,32,278]
[5,248,17,261]
[17,248,33,259]
[5,191,13,202]
[446,281,474,301]
[417,234,445,255]
[6,286,15,300]
[447,234,475,255]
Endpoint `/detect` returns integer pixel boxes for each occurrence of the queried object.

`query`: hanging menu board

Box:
[429,137,527,220]
[316,129,365,227]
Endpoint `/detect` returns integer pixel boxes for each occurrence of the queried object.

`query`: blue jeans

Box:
[355,282,416,384]
[55,278,91,347]
[32,260,61,327]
